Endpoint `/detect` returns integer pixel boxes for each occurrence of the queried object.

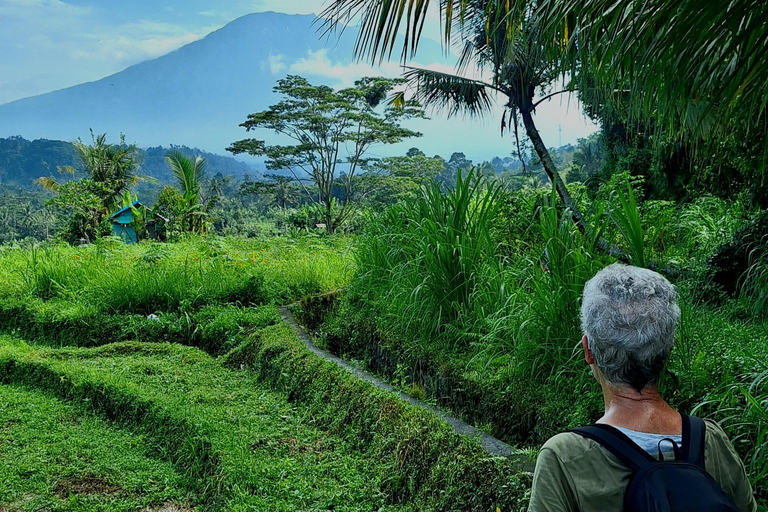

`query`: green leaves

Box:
[609,180,653,269]
[164,151,211,234]
[356,167,503,345]
[404,67,495,118]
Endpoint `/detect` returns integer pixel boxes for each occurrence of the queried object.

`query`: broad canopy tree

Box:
[356,151,446,206]
[228,75,425,233]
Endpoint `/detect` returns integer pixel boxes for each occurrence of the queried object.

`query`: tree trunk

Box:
[520,108,587,232]
[520,108,639,264]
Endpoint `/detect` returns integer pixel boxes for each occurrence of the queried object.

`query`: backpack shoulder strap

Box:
[681,414,706,470]
[569,424,655,473]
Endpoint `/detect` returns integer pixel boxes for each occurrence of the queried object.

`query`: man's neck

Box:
[597,384,682,435]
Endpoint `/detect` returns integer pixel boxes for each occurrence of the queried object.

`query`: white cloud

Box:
[286,48,484,92]
[288,49,406,86]
[71,33,203,62]
[264,54,287,75]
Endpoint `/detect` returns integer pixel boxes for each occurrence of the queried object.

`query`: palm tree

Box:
[165,151,214,234]
[37,132,142,214]
[572,139,603,178]
[545,0,768,137]
[377,2,593,235]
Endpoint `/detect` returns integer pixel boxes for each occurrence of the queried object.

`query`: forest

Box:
[0,0,766,511]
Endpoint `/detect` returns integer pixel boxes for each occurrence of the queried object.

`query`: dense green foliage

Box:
[0,134,583,244]
[0,136,79,187]
[314,172,768,505]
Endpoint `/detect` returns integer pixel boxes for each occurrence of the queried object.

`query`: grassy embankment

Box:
[0,236,351,350]
[0,235,533,511]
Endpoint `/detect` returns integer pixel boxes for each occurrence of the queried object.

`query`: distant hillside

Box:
[0,136,258,189]
[0,12,443,157]
[0,136,79,187]
[141,145,259,184]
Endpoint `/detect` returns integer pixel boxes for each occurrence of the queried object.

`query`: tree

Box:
[357,153,446,205]
[47,179,111,244]
[240,174,298,209]
[37,132,142,214]
[571,134,604,179]
[228,75,425,233]
[398,5,592,233]
[322,0,768,163]
[540,0,768,146]
[321,0,637,263]
[35,132,141,243]
[164,151,216,234]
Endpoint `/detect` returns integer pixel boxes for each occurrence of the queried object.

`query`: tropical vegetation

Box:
[1,2,767,510]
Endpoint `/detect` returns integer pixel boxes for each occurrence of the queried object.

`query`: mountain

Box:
[0,12,444,159]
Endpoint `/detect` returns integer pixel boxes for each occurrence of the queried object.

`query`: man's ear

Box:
[582,335,595,365]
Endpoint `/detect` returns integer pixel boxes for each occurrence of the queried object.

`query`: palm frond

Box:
[541,0,768,141]
[404,66,495,117]
[165,151,206,195]
[35,176,60,192]
[319,0,505,63]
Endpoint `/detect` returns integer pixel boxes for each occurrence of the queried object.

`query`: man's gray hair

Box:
[581,263,680,391]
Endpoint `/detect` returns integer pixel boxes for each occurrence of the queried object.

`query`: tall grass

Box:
[355,169,507,348]
[675,196,747,259]
[1,236,354,315]
[516,187,607,378]
[741,243,768,317]
[610,181,656,268]
[694,361,768,498]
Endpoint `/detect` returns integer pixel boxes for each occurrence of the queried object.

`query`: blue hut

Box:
[110,201,141,243]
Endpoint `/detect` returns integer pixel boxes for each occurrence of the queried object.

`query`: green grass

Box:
[0,382,187,512]
[3,178,762,508]
[0,235,354,315]
[319,177,768,504]
[0,338,400,510]
[0,329,531,511]
[0,299,282,354]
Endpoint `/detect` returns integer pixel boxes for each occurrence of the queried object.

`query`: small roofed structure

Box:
[110,201,168,244]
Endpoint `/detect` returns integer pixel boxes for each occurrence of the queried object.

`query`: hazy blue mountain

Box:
[0,12,443,158]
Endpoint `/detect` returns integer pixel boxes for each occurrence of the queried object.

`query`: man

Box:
[528,263,756,512]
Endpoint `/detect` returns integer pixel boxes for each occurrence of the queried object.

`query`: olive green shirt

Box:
[528,419,757,512]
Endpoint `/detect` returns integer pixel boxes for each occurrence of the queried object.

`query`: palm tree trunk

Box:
[520,108,587,231]
[520,108,633,263]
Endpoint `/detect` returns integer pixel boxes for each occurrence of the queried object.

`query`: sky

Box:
[0,0,598,160]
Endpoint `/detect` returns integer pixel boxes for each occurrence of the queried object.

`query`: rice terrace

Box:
[1,1,767,511]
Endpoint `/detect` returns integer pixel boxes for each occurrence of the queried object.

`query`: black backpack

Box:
[570,415,740,512]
